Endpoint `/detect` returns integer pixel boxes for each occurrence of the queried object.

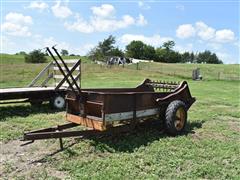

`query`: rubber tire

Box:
[165,100,187,136]
[50,95,65,109]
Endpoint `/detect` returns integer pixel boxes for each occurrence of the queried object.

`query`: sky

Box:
[1,0,239,64]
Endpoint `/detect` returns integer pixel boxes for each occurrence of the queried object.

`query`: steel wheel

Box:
[175,107,186,130]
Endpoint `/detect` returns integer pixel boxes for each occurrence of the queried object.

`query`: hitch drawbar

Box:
[22,123,98,150]
[22,123,104,141]
[22,122,134,150]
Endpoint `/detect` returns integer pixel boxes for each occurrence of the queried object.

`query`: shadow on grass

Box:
[185,120,205,134]
[76,119,205,153]
[88,121,166,153]
[0,104,63,121]
[29,119,205,163]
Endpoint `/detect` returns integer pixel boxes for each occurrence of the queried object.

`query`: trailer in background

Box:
[0,59,81,109]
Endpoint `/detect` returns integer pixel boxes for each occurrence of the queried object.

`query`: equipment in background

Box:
[192,68,202,80]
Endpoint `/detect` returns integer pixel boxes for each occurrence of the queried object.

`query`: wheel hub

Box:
[175,107,185,130]
[54,96,65,109]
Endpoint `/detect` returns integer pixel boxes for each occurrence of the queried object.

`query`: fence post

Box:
[218,72,221,80]
[136,63,139,70]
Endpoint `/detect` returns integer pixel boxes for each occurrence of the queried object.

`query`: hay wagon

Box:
[0,58,81,109]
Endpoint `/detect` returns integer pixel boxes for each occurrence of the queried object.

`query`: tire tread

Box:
[165,100,187,135]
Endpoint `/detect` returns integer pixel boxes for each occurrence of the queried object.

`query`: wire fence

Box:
[122,62,240,81]
[1,62,239,89]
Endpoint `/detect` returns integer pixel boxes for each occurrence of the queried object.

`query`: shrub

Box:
[25,49,47,63]
[16,51,27,55]
[61,49,69,56]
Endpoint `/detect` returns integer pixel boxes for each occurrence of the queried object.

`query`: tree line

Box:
[18,35,222,64]
[17,49,73,63]
[88,35,223,64]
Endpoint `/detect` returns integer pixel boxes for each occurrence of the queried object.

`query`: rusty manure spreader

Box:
[23,47,196,149]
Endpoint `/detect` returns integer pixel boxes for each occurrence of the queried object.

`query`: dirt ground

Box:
[0,139,69,179]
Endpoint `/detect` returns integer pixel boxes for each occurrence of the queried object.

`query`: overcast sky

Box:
[1,0,239,64]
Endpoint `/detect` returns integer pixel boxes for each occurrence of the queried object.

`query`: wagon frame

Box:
[22,47,196,149]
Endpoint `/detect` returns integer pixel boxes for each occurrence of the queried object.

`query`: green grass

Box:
[0,54,240,179]
[0,54,91,87]
[0,53,89,64]
[129,62,240,81]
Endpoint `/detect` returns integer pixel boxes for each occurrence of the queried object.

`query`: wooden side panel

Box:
[66,113,105,131]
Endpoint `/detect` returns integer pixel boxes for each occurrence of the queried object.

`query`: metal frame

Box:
[28,62,54,87]
[46,47,81,94]
[23,119,156,150]
[22,47,196,150]
[0,48,81,104]
[28,48,82,90]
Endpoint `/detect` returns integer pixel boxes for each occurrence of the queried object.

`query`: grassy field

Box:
[0,54,90,87]
[0,53,89,64]
[0,54,239,179]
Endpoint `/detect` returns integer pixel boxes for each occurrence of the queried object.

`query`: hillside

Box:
[0,54,239,179]
[0,54,239,88]
[0,53,89,64]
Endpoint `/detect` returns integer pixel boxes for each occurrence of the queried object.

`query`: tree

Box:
[126,41,155,60]
[210,53,223,64]
[196,50,223,64]
[88,35,119,61]
[162,41,175,51]
[16,51,27,55]
[61,49,69,56]
[181,52,191,63]
[126,41,145,59]
[25,49,47,63]
[190,52,195,63]
[155,41,181,63]
[167,51,181,63]
[155,48,168,62]
[88,47,104,61]
[143,45,156,60]
[110,47,124,57]
[98,35,116,56]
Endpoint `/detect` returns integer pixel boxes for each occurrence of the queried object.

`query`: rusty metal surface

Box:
[22,78,195,142]
[65,78,195,130]
[22,49,196,143]
[23,118,159,141]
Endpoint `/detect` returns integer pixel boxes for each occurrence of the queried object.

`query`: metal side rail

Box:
[23,119,160,141]
[23,123,85,141]
[22,122,99,150]
[23,123,130,141]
